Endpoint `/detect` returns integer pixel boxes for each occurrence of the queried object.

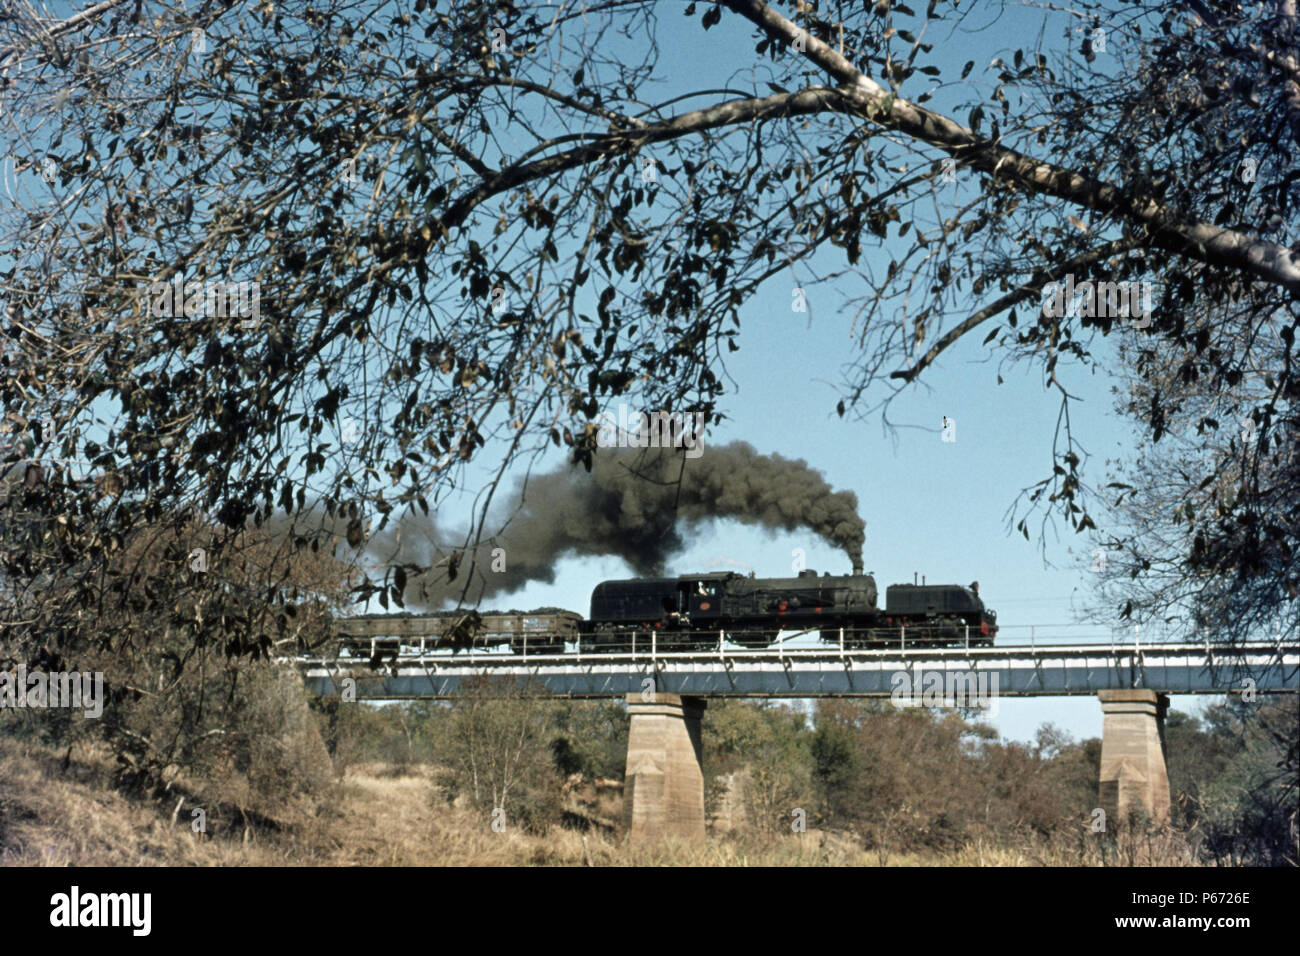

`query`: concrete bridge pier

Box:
[623,694,707,842]
[1097,689,1170,827]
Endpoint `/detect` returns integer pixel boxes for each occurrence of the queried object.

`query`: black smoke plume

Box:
[367,441,866,609]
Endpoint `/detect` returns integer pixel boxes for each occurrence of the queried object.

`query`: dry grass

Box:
[0,740,1201,866]
[0,735,279,865]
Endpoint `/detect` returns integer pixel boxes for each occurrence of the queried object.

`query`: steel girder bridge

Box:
[289,640,1300,699]
[286,623,1299,838]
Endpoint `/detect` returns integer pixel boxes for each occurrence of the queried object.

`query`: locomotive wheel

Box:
[668,629,712,651]
[727,630,777,649]
[823,627,884,648]
[510,637,560,655]
[852,628,891,649]
[579,629,617,653]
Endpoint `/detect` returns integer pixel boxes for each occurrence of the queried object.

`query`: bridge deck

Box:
[291,641,1300,699]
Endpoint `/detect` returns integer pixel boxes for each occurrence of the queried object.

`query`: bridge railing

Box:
[317,621,1285,667]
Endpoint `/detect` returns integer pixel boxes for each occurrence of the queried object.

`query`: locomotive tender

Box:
[336,568,997,657]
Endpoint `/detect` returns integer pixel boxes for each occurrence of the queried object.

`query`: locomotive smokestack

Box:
[852,559,863,575]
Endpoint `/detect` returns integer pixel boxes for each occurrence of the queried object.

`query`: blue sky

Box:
[4,1,1213,743]
[402,2,1210,742]
[466,285,1156,744]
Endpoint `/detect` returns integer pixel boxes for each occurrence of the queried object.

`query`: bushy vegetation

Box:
[0,518,349,836]
[3,685,1294,865]
[700,696,1295,865]
[311,682,628,834]
[1164,699,1299,866]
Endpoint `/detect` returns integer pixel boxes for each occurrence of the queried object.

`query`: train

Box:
[335,569,998,658]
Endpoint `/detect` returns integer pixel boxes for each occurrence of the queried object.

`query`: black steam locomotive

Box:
[578,569,997,651]
[335,569,997,657]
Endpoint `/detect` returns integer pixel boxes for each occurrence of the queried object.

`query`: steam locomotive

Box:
[578,569,997,651]
[336,568,997,657]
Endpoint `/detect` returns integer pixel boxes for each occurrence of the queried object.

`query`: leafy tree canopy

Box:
[1,0,1297,662]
